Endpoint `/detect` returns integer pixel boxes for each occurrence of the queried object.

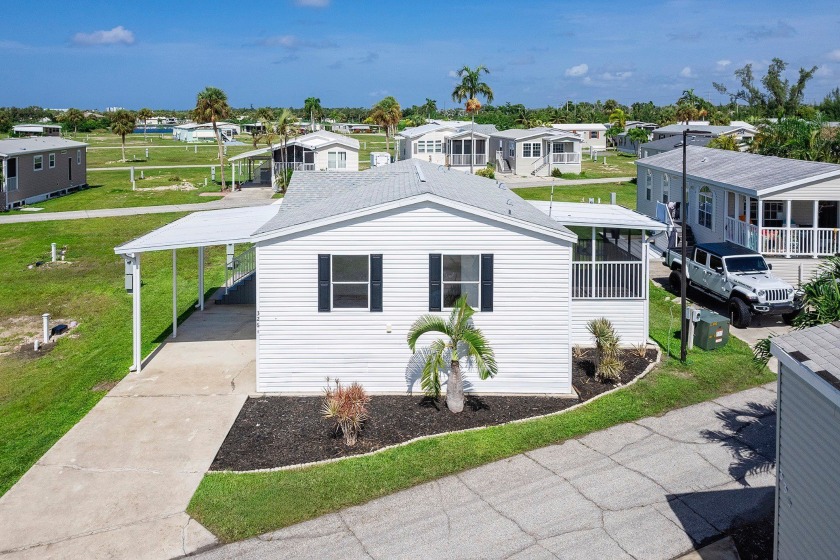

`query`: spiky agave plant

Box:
[407,295,497,413]
[321,379,370,446]
[586,317,624,382]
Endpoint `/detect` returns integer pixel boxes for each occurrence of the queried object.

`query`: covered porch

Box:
[114,205,279,372]
[531,134,582,176]
[447,134,488,167]
[723,191,840,258]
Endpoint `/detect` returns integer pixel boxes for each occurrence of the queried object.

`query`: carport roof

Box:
[529,200,669,230]
[114,205,280,254]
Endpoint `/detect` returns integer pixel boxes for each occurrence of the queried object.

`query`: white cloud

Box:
[72,26,135,46]
[565,63,588,77]
[680,66,695,78]
[259,35,335,49]
[716,59,731,68]
[815,65,833,78]
[447,69,458,78]
[600,71,633,81]
[295,0,330,6]
[828,49,840,62]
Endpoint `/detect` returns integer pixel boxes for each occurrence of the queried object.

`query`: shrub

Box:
[586,317,624,382]
[475,167,495,179]
[551,168,563,178]
[635,342,648,358]
[321,379,370,446]
[572,344,587,359]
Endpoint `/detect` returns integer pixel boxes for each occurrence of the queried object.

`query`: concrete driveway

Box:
[195,383,777,560]
[0,304,255,559]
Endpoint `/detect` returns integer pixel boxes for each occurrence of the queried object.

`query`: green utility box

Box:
[694,310,730,350]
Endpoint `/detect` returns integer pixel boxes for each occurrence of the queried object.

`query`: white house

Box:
[489,127,582,176]
[551,123,608,152]
[172,122,241,142]
[228,130,360,185]
[115,160,663,395]
[396,121,498,171]
[636,146,840,283]
[650,123,757,145]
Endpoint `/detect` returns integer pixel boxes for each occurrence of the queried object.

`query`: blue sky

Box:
[3,0,839,110]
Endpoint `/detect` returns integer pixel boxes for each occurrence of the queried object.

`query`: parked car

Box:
[666,242,802,328]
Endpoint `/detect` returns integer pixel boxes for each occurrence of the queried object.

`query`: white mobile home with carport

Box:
[115,160,663,395]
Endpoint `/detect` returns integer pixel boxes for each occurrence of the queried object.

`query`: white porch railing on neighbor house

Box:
[274,161,315,172]
[449,154,487,166]
[725,217,759,251]
[225,246,255,294]
[551,152,581,164]
[572,260,646,299]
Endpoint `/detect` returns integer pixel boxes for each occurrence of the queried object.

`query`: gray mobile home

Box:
[0,137,88,209]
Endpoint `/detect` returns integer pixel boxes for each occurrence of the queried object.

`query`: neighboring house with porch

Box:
[172,122,241,142]
[13,123,62,137]
[490,127,582,176]
[636,146,840,284]
[0,137,88,209]
[551,123,608,152]
[115,160,663,395]
[396,121,498,171]
[228,130,360,185]
[616,121,657,154]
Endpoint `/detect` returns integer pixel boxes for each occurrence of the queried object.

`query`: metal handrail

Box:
[225,246,256,294]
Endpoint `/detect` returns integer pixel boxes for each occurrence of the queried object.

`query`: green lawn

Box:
[579,151,638,178]
[0,215,226,497]
[351,133,390,170]
[28,168,227,212]
[514,181,638,209]
[187,284,774,543]
[86,144,254,168]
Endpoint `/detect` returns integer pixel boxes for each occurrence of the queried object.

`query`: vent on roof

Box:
[414,162,426,182]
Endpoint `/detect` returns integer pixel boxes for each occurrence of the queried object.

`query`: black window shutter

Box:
[370,254,383,312]
[318,254,330,312]
[429,254,442,311]
[481,254,494,312]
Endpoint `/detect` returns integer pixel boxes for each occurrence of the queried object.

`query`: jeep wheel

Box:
[729,298,751,329]
[669,270,682,293]
[782,310,800,325]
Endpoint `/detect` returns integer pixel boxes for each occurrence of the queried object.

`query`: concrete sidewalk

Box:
[196,383,777,560]
[0,305,256,559]
[0,186,274,224]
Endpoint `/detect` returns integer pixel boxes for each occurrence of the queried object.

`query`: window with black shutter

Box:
[480,254,493,312]
[429,254,442,311]
[370,254,382,312]
[429,253,494,311]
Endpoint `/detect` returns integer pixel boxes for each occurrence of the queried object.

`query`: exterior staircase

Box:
[214,272,255,304]
[495,150,511,173]
[531,154,550,176]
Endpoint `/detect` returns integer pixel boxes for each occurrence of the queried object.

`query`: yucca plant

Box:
[407,295,497,413]
[586,317,624,382]
[321,379,370,446]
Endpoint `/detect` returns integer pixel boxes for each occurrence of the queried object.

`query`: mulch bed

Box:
[726,511,774,560]
[210,347,657,471]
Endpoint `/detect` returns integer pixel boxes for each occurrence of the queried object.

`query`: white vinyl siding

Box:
[327,151,347,169]
[312,145,359,171]
[571,299,648,346]
[256,202,573,394]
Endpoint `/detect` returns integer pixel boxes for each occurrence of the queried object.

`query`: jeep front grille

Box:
[765,289,788,303]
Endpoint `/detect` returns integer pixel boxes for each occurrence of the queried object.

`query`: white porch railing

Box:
[572,260,646,299]
[5,177,16,191]
[727,216,840,256]
[725,217,759,251]
[225,246,255,294]
[275,161,314,172]
[551,152,581,164]
[449,153,487,166]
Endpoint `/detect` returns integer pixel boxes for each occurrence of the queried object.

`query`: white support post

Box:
[785,200,792,258]
[812,200,819,258]
[591,226,597,297]
[745,195,752,225]
[198,246,205,311]
[131,254,142,372]
[756,198,764,253]
[172,249,177,339]
[231,162,236,189]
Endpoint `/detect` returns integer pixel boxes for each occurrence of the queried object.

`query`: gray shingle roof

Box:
[652,124,755,136]
[0,137,88,157]
[772,322,840,383]
[254,159,574,238]
[449,123,499,138]
[640,135,711,153]
[491,127,556,140]
[635,146,840,195]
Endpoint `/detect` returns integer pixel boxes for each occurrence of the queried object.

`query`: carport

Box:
[114,205,279,372]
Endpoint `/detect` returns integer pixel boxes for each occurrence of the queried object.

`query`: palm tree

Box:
[193,86,232,191]
[627,127,650,156]
[708,134,740,151]
[255,107,275,133]
[608,108,627,129]
[605,125,623,148]
[303,97,322,131]
[61,108,84,135]
[275,108,298,193]
[422,98,437,120]
[137,108,153,141]
[407,295,497,413]
[109,110,136,162]
[452,65,494,173]
[370,96,402,151]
